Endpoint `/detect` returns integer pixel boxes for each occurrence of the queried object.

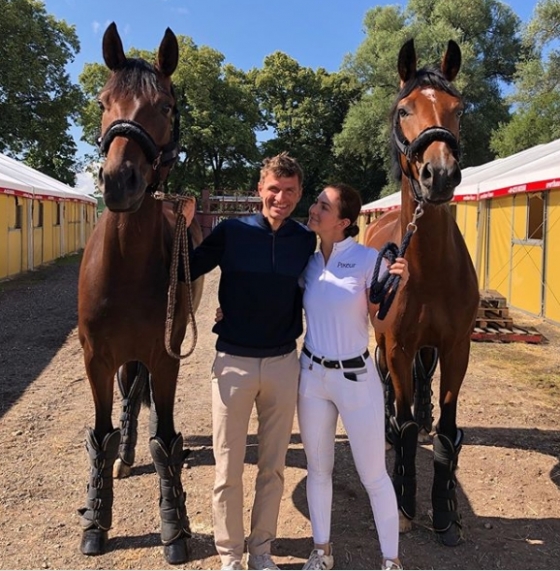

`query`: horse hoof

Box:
[164,537,190,565]
[398,513,413,533]
[437,523,464,546]
[113,458,132,478]
[80,528,108,555]
[417,428,432,443]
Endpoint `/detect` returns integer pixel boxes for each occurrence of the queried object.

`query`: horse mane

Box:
[103,58,166,102]
[389,66,463,182]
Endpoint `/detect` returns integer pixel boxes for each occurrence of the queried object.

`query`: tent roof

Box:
[360,138,560,212]
[0,153,96,204]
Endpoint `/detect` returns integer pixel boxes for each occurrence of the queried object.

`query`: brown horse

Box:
[77,23,203,564]
[364,39,479,546]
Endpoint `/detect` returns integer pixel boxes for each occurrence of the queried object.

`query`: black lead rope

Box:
[369,203,424,320]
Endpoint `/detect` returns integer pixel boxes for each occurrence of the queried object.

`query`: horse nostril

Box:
[420,162,433,186]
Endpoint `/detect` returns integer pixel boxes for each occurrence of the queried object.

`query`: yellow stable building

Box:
[0,154,97,281]
[359,139,560,325]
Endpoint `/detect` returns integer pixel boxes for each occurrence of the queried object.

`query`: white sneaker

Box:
[222,561,243,571]
[247,553,279,570]
[382,558,403,570]
[221,561,243,570]
[302,548,334,570]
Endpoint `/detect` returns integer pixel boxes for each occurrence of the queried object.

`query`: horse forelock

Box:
[104,58,168,103]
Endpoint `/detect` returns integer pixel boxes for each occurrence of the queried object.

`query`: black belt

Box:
[302,346,369,370]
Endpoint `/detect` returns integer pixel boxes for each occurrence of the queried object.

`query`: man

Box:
[189,153,316,570]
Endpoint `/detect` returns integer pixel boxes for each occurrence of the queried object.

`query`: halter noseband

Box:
[393,113,461,202]
[97,99,180,193]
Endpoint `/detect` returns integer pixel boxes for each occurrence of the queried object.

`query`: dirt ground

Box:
[1,254,559,570]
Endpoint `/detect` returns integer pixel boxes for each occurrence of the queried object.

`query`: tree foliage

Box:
[335,0,523,198]
[249,52,364,214]
[77,35,262,196]
[0,0,84,184]
[491,0,560,156]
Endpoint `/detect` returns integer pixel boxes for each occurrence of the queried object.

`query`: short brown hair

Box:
[260,152,303,186]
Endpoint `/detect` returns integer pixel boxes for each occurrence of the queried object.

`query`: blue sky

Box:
[41,0,538,190]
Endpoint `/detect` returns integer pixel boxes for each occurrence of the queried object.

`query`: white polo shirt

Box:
[301,237,379,361]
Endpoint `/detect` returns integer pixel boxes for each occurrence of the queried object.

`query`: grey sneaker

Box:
[247,553,279,570]
[302,548,334,570]
[382,558,403,570]
[221,561,243,570]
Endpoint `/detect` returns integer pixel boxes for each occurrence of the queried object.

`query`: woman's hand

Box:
[388,256,409,287]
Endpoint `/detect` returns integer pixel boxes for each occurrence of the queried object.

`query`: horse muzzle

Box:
[98,163,147,212]
[419,160,461,204]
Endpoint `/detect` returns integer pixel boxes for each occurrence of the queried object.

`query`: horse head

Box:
[96,22,180,212]
[391,39,463,205]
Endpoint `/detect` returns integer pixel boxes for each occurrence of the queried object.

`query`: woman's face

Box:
[307,186,348,235]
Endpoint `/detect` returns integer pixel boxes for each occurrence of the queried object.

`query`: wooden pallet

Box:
[472,325,546,344]
[471,289,546,343]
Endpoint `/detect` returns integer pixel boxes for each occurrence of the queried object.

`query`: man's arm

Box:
[188,220,227,281]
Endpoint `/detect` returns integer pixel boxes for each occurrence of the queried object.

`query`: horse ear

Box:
[102,22,127,71]
[157,28,179,77]
[441,40,461,82]
[398,39,417,85]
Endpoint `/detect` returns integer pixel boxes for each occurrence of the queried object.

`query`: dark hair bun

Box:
[346,224,359,238]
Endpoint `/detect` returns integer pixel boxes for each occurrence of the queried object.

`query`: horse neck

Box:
[103,196,166,264]
[400,183,454,271]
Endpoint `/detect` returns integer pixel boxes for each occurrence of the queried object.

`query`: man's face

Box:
[258,173,302,230]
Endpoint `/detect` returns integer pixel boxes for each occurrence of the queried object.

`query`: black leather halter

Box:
[97,93,180,193]
[392,112,460,202]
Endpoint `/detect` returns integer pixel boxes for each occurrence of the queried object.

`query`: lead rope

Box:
[369,203,424,320]
[154,192,198,359]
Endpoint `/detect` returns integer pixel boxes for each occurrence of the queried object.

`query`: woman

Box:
[298,183,406,571]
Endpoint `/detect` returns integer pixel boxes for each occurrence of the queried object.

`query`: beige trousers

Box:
[211,350,300,566]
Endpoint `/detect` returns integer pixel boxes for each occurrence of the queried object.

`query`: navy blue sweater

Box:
[189,213,316,357]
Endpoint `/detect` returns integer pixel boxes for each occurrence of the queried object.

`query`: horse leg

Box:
[374,344,395,447]
[114,361,149,478]
[413,346,438,442]
[148,360,191,565]
[387,347,418,533]
[431,344,470,546]
[78,352,121,556]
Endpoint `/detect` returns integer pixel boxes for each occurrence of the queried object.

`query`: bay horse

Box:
[364,39,479,546]
[77,23,204,564]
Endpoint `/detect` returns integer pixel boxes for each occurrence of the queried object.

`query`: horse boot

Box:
[390,417,419,532]
[375,345,395,446]
[114,362,146,478]
[78,428,121,555]
[149,433,192,565]
[413,347,438,442]
[432,428,464,546]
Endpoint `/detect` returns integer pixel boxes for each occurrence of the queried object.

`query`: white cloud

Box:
[75,171,97,197]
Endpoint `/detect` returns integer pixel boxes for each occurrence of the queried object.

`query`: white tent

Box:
[0,153,95,204]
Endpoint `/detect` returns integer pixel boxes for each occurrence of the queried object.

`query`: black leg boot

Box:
[375,346,395,445]
[149,433,191,565]
[78,428,121,555]
[114,363,146,477]
[390,417,419,522]
[413,347,438,438]
[432,429,464,546]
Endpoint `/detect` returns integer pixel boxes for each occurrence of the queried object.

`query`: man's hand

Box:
[215,306,223,323]
[181,197,196,227]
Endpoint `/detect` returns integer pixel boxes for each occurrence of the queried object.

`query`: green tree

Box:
[249,52,364,214]
[78,36,262,196]
[336,0,523,197]
[0,0,84,184]
[491,0,560,156]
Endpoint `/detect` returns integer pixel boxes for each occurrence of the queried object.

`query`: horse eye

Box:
[456,110,463,118]
[398,108,408,118]
[162,103,172,114]
[97,99,105,111]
